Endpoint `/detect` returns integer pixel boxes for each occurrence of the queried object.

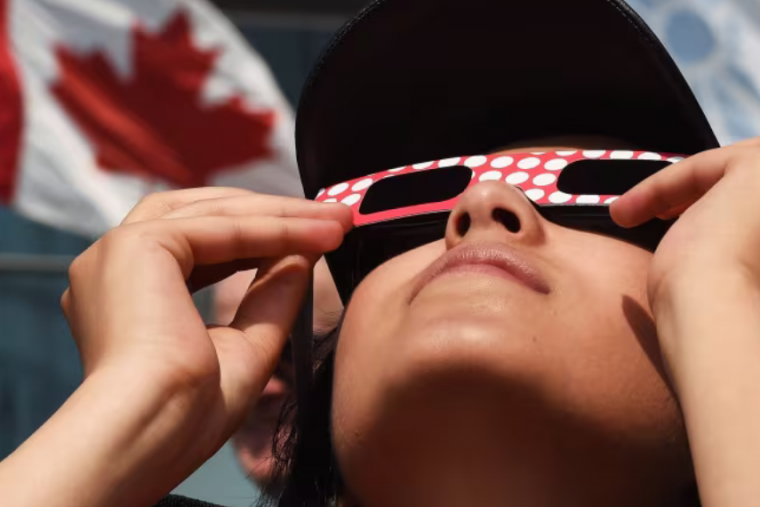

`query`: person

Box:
[215,259,341,495]
[2,140,759,507]
[2,1,760,507]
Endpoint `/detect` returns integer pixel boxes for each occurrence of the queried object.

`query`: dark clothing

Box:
[154,495,226,507]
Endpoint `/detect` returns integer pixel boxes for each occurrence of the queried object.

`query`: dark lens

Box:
[360,166,471,214]
[557,160,670,195]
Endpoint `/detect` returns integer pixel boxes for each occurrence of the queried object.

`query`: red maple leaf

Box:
[51,11,276,188]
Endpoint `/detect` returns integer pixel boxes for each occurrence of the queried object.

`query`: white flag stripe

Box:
[6,0,301,237]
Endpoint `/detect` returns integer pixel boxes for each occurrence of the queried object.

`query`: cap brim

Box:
[295,0,719,198]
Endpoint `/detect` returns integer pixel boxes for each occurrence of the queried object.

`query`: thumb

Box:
[210,255,312,428]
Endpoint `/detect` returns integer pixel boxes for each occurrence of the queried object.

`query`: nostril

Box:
[492,208,521,233]
[456,212,471,236]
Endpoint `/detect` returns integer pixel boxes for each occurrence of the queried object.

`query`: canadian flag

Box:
[0,0,302,236]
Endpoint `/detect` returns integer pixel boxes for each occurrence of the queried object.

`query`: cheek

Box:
[546,233,681,442]
[332,242,446,436]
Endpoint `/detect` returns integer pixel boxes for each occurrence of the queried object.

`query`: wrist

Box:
[651,264,760,507]
[0,365,225,507]
[81,365,227,497]
[652,264,760,387]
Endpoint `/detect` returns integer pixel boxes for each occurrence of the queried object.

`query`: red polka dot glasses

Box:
[317,149,685,300]
[315,150,684,226]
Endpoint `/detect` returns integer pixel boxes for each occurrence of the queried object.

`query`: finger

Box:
[731,136,760,149]
[610,147,738,227]
[122,187,253,224]
[209,256,312,426]
[161,193,354,232]
[186,259,260,294]
[113,215,345,279]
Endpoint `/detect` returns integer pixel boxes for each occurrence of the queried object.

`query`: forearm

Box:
[0,367,218,507]
[655,268,760,507]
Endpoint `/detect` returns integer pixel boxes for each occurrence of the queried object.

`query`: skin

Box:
[611,138,760,507]
[0,189,353,507]
[0,141,758,507]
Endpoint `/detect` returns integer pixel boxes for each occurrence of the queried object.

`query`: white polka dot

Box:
[549,191,572,203]
[490,156,514,168]
[438,157,461,167]
[667,157,685,163]
[533,173,557,186]
[352,178,373,191]
[464,155,488,167]
[327,182,349,196]
[637,152,662,160]
[544,158,568,171]
[316,188,325,198]
[479,170,503,182]
[531,151,546,155]
[604,196,619,204]
[576,194,601,204]
[341,194,361,206]
[413,161,434,170]
[324,198,338,203]
[556,150,577,156]
[517,157,541,169]
[388,166,406,173]
[525,188,545,202]
[383,174,396,178]
[505,171,529,184]
[610,150,634,159]
[582,150,606,158]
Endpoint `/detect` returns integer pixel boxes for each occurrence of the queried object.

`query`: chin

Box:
[332,320,693,507]
[334,323,554,504]
[334,355,690,507]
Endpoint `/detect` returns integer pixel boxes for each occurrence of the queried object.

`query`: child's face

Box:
[330,154,694,507]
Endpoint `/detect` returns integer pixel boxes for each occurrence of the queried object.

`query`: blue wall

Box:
[0,208,90,457]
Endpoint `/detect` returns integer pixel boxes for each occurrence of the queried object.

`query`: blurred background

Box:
[1,0,759,506]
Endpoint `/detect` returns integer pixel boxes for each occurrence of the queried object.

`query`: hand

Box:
[611,139,760,316]
[55,188,351,505]
[611,141,760,507]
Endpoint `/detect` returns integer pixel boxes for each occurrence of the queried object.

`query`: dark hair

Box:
[258,326,343,507]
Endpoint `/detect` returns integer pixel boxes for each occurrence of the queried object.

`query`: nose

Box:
[445,181,546,250]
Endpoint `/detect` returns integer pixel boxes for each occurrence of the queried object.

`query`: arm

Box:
[612,138,760,507]
[0,368,215,507]
[655,269,760,507]
[0,188,351,507]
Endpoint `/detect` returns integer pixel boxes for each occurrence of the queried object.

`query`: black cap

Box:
[295,0,720,199]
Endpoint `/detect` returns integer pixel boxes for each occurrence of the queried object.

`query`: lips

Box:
[410,242,551,301]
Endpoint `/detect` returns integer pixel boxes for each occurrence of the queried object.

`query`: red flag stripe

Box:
[0,0,22,203]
